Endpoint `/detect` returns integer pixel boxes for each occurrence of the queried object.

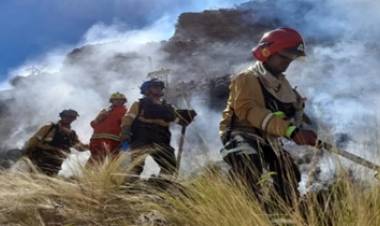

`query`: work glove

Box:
[120,141,129,151]
[290,128,317,146]
[175,109,197,126]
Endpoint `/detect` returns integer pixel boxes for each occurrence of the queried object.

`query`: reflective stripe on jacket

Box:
[219,62,304,140]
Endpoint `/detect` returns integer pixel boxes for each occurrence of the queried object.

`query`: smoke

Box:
[240,0,380,182]
[1,22,171,143]
[1,0,380,182]
[0,0,247,175]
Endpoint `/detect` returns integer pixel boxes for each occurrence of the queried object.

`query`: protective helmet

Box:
[252,27,305,62]
[140,78,165,95]
[109,92,127,102]
[59,109,79,118]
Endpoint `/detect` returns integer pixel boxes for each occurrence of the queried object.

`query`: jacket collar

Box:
[250,62,297,104]
[254,62,284,92]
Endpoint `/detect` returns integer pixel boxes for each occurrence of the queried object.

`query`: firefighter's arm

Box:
[26,125,60,152]
[232,74,292,138]
[73,143,89,152]
[120,101,139,142]
[90,109,109,127]
[72,132,89,151]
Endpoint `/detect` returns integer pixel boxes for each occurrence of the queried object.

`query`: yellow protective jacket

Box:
[23,122,86,175]
[219,62,305,142]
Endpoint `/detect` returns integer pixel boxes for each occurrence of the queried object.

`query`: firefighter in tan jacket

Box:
[220,28,317,204]
[23,109,88,176]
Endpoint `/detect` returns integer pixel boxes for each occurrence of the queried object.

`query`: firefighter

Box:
[23,109,87,176]
[120,79,195,178]
[87,92,127,165]
[219,28,318,205]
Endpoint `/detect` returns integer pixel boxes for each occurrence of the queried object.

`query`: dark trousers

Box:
[27,149,66,176]
[129,144,177,177]
[224,146,301,205]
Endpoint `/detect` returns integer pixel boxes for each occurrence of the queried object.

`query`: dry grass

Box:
[0,156,160,226]
[152,168,380,226]
[1,157,380,226]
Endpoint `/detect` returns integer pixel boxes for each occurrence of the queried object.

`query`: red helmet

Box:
[252,27,305,62]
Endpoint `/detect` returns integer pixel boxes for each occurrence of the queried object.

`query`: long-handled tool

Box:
[317,140,380,179]
[174,109,197,178]
[176,125,187,175]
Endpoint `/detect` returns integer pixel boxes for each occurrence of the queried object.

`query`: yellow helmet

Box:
[109,92,127,102]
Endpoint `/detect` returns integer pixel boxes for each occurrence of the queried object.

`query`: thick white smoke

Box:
[0,0,246,176]
[1,0,380,182]
[244,0,380,183]
[1,18,176,176]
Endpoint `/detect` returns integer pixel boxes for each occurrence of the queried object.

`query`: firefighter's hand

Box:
[291,129,317,146]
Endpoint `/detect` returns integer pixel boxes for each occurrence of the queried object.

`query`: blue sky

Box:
[0,0,244,82]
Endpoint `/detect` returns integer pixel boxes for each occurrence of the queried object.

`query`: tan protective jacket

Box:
[24,122,84,154]
[219,62,305,140]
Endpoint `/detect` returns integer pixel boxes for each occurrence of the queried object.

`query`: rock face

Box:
[164,9,267,54]
[161,8,276,109]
